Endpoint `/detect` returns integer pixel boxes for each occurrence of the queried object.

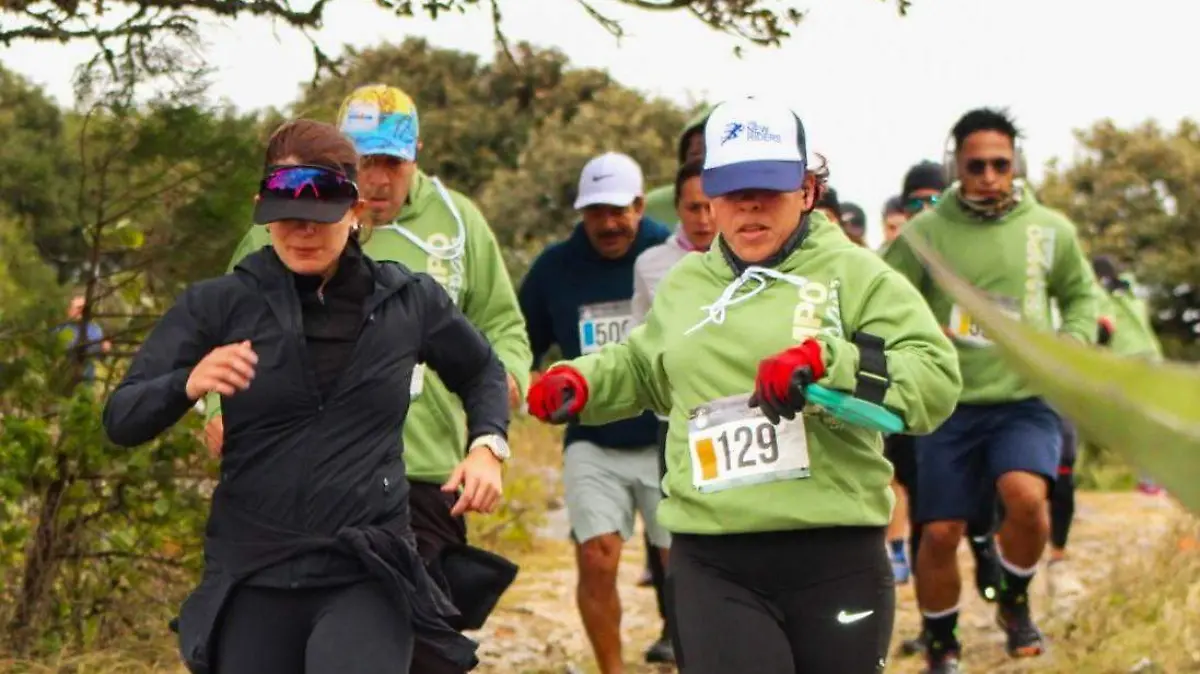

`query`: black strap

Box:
[852,332,889,405]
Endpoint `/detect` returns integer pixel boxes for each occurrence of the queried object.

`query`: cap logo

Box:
[342,101,381,133]
[722,120,783,147]
[721,122,744,145]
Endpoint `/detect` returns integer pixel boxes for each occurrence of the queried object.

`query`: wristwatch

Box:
[468,433,511,462]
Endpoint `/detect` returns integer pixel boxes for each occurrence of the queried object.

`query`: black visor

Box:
[252,164,359,225]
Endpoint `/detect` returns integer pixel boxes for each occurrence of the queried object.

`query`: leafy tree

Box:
[295,38,622,197]
[476,84,687,278]
[0,53,263,655]
[0,0,914,81]
[0,67,78,272]
[1039,119,1200,359]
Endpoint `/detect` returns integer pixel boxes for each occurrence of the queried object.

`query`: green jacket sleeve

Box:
[1049,224,1100,344]
[815,269,962,435]
[563,304,672,426]
[204,224,269,422]
[457,194,533,397]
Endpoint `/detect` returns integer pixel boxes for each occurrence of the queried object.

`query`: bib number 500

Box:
[588,318,629,349]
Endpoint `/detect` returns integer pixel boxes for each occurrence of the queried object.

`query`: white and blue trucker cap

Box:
[701,97,807,197]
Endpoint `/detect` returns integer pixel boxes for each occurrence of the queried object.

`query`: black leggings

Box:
[214,581,413,674]
[1050,419,1078,549]
[668,527,893,674]
[643,420,671,631]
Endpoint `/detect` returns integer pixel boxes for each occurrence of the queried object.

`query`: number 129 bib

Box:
[578,300,633,355]
[687,393,811,494]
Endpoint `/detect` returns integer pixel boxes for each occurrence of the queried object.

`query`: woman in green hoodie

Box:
[526,97,961,674]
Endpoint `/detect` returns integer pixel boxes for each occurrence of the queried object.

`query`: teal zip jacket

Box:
[208,171,532,483]
[554,213,961,535]
[884,186,1099,404]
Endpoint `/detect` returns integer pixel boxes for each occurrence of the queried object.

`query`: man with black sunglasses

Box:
[885,158,1005,662]
[884,108,1099,674]
[210,85,532,674]
[901,160,946,218]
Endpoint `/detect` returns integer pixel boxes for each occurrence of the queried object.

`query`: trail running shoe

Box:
[996,599,1046,658]
[898,633,926,657]
[644,635,675,664]
[923,647,964,673]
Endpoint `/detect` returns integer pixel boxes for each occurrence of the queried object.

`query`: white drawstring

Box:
[380,176,466,262]
[684,265,810,335]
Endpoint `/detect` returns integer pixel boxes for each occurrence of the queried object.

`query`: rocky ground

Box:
[465,491,1180,674]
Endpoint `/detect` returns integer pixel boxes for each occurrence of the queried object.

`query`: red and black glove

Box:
[749,339,827,425]
[527,365,589,424]
[1097,316,1115,347]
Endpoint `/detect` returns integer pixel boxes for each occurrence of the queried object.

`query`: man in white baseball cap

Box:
[519,151,675,671]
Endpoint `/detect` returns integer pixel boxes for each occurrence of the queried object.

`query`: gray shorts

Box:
[563,441,671,549]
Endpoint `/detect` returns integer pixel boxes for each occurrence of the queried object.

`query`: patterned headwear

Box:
[336,84,420,161]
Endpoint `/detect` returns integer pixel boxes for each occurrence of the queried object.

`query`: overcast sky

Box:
[5,0,1197,246]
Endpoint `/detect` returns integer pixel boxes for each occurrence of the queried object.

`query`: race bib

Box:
[410,363,426,398]
[578,300,633,355]
[687,393,811,494]
[947,297,1021,348]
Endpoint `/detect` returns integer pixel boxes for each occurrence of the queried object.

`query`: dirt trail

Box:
[466,491,1179,674]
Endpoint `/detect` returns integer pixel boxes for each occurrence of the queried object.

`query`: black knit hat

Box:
[902,161,946,201]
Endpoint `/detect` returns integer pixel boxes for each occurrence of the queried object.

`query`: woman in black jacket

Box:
[102,119,509,674]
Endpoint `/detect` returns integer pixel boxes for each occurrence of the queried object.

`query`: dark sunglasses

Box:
[259,164,359,202]
[904,194,939,214]
[964,157,1012,176]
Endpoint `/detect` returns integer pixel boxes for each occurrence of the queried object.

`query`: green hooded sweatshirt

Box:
[642,106,716,227]
[209,171,532,483]
[560,213,961,535]
[1105,273,1164,361]
[883,185,1099,404]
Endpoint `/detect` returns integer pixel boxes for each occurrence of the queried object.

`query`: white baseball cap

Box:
[702,97,807,197]
[574,152,645,209]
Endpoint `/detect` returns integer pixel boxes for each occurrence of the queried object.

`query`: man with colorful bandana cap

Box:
[209,84,532,674]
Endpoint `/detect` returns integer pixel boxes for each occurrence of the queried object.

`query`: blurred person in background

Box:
[519,152,672,673]
[840,201,867,246]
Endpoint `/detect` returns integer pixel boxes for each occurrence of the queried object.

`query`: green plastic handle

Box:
[805,383,905,435]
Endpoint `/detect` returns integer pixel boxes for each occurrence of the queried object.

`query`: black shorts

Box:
[408,480,469,674]
[409,480,468,563]
[883,434,917,491]
[668,526,893,674]
[915,399,1062,523]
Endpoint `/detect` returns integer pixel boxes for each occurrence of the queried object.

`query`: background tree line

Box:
[0,33,1196,657]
